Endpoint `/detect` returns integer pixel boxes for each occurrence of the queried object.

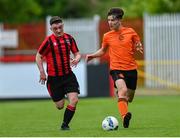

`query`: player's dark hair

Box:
[107,8,124,19]
[50,16,62,25]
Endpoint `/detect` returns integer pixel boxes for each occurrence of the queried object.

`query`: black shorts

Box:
[110,69,137,90]
[46,72,80,102]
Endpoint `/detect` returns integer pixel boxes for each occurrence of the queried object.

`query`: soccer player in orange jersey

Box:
[86,8,143,128]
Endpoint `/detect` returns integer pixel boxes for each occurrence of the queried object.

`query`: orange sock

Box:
[118,98,128,119]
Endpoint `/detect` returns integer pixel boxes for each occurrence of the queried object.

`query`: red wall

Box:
[1,19,144,62]
[4,22,46,50]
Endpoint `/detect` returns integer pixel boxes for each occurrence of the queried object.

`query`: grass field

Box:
[1,95,180,137]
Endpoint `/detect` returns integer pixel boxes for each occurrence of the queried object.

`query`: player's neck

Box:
[114,25,123,32]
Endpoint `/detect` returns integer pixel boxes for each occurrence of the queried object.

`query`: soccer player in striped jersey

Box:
[86,8,143,128]
[36,16,81,130]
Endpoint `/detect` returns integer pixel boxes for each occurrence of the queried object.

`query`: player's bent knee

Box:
[70,97,79,105]
[73,98,79,104]
[118,88,128,96]
[122,87,128,93]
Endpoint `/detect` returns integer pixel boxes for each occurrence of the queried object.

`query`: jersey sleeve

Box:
[38,37,50,56]
[101,34,109,48]
[70,37,79,54]
[131,29,141,44]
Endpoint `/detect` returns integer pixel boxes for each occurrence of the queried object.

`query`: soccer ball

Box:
[102,116,119,131]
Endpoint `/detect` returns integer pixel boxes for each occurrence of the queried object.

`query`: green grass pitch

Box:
[0,95,180,137]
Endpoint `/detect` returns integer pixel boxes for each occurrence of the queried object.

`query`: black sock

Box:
[62,105,76,126]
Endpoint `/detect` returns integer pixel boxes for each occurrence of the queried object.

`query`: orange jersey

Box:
[102,27,141,70]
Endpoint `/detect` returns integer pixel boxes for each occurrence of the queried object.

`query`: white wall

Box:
[0,61,87,99]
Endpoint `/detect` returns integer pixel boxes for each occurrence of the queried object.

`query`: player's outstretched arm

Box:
[85,47,107,63]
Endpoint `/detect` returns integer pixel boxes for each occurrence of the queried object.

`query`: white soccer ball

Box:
[102,116,119,131]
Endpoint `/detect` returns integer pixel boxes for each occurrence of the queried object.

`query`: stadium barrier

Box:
[144,13,180,89]
[0,61,111,99]
[137,60,180,90]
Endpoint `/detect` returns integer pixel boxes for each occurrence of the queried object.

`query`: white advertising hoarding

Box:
[0,61,87,99]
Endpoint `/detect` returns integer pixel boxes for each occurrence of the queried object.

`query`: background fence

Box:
[144,13,180,89]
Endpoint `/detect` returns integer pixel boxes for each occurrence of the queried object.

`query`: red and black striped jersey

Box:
[38,33,79,76]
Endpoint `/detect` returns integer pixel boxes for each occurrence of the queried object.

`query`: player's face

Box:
[107,15,121,31]
[51,23,64,37]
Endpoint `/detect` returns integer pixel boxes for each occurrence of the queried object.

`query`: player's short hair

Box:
[50,16,62,25]
[107,7,124,19]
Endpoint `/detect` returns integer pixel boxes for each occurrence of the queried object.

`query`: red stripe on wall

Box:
[0,55,35,62]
